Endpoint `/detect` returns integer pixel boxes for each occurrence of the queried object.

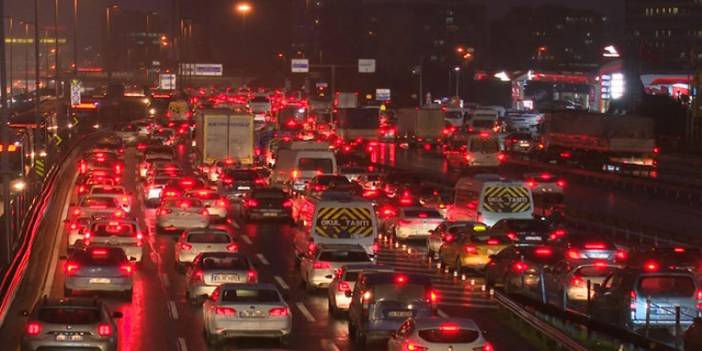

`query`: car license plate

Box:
[652,308,674,315]
[56,334,84,342]
[148,189,162,198]
[586,253,609,259]
[212,274,238,283]
[263,212,277,217]
[238,186,251,190]
[387,310,413,318]
[239,311,264,318]
[524,236,542,241]
[89,278,111,284]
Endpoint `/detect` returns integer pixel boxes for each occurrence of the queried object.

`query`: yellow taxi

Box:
[438,224,511,271]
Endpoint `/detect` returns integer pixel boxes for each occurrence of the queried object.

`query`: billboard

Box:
[180,63,224,76]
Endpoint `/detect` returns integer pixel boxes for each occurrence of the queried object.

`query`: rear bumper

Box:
[65,277,132,292]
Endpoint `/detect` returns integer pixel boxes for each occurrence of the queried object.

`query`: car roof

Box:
[411,317,480,330]
[219,282,278,291]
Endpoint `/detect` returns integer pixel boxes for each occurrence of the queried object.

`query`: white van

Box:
[271,147,337,191]
[469,109,498,132]
[292,195,378,257]
[447,175,534,226]
[444,108,468,127]
[465,133,502,167]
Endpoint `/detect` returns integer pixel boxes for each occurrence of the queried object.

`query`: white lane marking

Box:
[439,302,499,309]
[274,276,290,290]
[321,339,340,351]
[241,235,252,245]
[168,300,179,320]
[438,309,449,318]
[177,337,187,351]
[295,302,316,322]
[256,253,270,265]
[160,273,170,287]
[42,171,78,296]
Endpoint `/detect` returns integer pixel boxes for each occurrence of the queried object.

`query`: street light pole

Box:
[73,0,78,75]
[0,0,12,264]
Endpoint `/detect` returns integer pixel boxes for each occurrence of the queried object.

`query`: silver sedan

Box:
[185,252,257,303]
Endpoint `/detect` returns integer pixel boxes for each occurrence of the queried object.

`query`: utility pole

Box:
[73,0,78,75]
[0,0,13,264]
[33,0,41,148]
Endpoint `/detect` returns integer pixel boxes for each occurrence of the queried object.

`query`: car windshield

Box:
[469,138,499,152]
[221,289,280,303]
[38,307,101,324]
[298,158,333,173]
[403,210,443,219]
[81,197,116,208]
[224,170,257,180]
[253,190,286,199]
[318,251,369,262]
[187,232,231,243]
[200,256,249,270]
[508,220,549,232]
[418,328,480,343]
[637,275,696,298]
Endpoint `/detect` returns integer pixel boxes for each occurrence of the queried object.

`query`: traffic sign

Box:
[291,59,309,73]
[72,116,79,126]
[358,59,375,73]
[159,74,176,90]
[52,134,62,146]
[376,88,391,101]
[70,79,81,106]
[34,159,45,178]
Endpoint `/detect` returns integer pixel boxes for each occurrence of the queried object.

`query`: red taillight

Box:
[157,208,173,216]
[506,232,517,241]
[372,242,380,253]
[180,242,192,250]
[566,249,581,260]
[69,222,78,230]
[313,262,331,269]
[674,247,686,253]
[337,281,351,292]
[137,143,147,151]
[226,243,239,252]
[120,264,133,275]
[643,260,659,272]
[513,262,528,273]
[464,245,478,254]
[427,290,439,304]
[584,242,607,250]
[403,342,429,351]
[630,290,637,309]
[399,197,413,206]
[395,274,408,285]
[379,206,396,219]
[78,185,87,194]
[361,290,372,302]
[570,276,584,287]
[247,270,258,283]
[192,270,204,282]
[26,322,41,336]
[556,179,567,188]
[245,199,259,207]
[486,239,499,245]
[215,306,237,316]
[476,342,494,351]
[615,249,627,261]
[560,151,572,158]
[534,247,553,256]
[283,199,293,208]
[497,153,506,161]
[268,307,289,317]
[254,178,267,185]
[65,262,80,276]
[114,164,122,174]
[216,199,227,207]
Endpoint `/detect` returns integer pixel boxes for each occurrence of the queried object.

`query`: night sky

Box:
[3,0,621,50]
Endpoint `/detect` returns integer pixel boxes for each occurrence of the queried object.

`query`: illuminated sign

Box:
[5,37,67,45]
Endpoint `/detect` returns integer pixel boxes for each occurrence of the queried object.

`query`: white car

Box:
[144,177,172,208]
[300,244,371,291]
[202,283,291,346]
[385,207,445,240]
[87,185,132,213]
[66,216,93,249]
[139,156,176,178]
[185,189,229,221]
[155,198,209,234]
[185,252,257,303]
[387,317,493,351]
[524,172,566,203]
[71,195,124,219]
[327,263,393,316]
[174,227,238,269]
[85,219,144,263]
[426,221,485,259]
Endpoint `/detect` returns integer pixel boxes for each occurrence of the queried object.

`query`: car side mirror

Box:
[19,310,29,317]
[345,290,353,298]
[111,311,123,318]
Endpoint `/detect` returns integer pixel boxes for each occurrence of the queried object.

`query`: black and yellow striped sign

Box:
[482,186,531,213]
[34,159,45,178]
[315,207,374,238]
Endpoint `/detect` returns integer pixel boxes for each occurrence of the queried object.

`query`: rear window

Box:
[164,199,204,208]
[92,223,136,237]
[472,119,496,128]
[221,289,280,303]
[638,275,696,298]
[224,170,257,180]
[91,187,124,195]
[189,191,220,200]
[200,256,249,270]
[402,210,443,219]
[38,308,101,324]
[469,235,510,245]
[318,251,369,262]
[343,271,360,281]
[575,266,620,277]
[298,158,333,173]
[251,97,269,103]
[508,220,549,232]
[73,250,126,266]
[253,190,286,199]
[81,197,117,208]
[317,176,349,185]
[469,138,499,152]
[374,283,427,303]
[187,232,231,244]
[418,328,480,343]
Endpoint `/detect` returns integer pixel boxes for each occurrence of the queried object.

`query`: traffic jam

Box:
[10,89,701,351]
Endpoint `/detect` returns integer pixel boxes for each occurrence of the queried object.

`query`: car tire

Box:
[63,287,72,297]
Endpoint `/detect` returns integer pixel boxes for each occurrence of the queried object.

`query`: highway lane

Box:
[0,140,542,351]
[367,143,702,238]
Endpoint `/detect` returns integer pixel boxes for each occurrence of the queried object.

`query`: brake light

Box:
[486,239,500,245]
[566,249,581,260]
[513,262,528,273]
[379,206,396,218]
[137,143,147,151]
[674,247,686,253]
[337,281,351,292]
[526,180,536,188]
[157,208,173,216]
[283,199,293,208]
[550,229,566,240]
[630,290,637,309]
[464,245,478,254]
[180,242,192,250]
[268,307,289,317]
[361,290,372,302]
[372,242,380,253]
[78,185,87,194]
[245,199,259,207]
[313,262,331,269]
[215,307,237,316]
[216,199,228,208]
[91,249,109,257]
[534,247,553,256]
[69,222,78,230]
[192,270,204,282]
[226,243,239,252]
[427,290,439,303]
[570,276,584,287]
[120,264,133,275]
[395,274,408,285]
[497,153,506,161]
[313,184,325,192]
[291,169,299,179]
[474,342,494,351]
[403,342,429,351]
[506,232,517,241]
[584,242,607,250]
[114,164,122,174]
[560,151,572,158]
[556,179,567,188]
[26,322,41,336]
[113,209,125,218]
[615,249,628,261]
[65,262,80,276]
[399,197,413,206]
[247,270,258,283]
[439,322,460,333]
[399,219,413,225]
[254,178,267,185]
[643,260,659,272]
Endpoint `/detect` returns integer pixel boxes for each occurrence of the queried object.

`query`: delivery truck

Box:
[537,112,657,168]
[335,107,380,141]
[195,108,255,165]
[396,107,445,146]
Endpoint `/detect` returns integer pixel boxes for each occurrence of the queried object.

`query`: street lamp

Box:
[453,66,461,98]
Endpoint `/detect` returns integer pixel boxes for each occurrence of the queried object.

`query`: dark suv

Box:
[347,272,437,346]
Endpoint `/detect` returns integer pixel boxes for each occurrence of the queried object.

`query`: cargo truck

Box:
[396,107,445,146]
[335,107,380,141]
[195,108,255,165]
[537,112,657,168]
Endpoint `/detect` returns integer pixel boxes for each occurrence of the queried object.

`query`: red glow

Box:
[584,242,606,250]
[313,261,331,269]
[268,307,289,317]
[394,274,408,285]
[65,262,80,275]
[226,243,239,252]
[513,262,528,272]
[180,242,192,250]
[643,260,659,272]
[464,245,477,254]
[247,270,258,283]
[534,247,553,256]
[25,322,41,336]
[215,307,237,316]
[438,323,460,333]
[337,281,351,292]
